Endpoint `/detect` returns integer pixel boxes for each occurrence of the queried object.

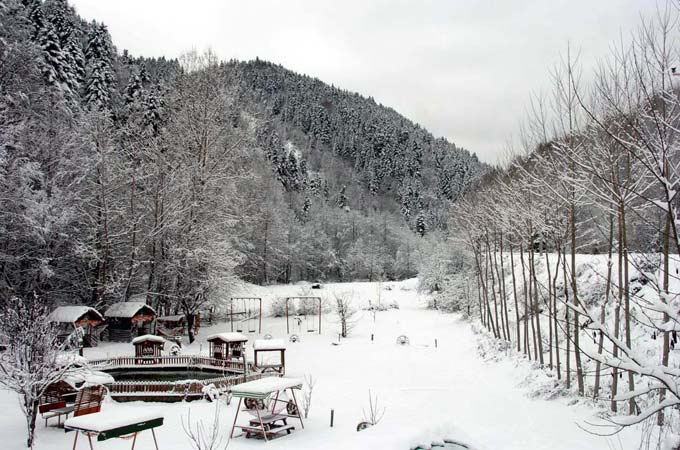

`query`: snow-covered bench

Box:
[64,409,164,449]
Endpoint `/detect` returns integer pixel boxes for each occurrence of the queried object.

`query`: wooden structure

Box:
[48,306,104,347]
[206,332,248,361]
[229,298,262,333]
[65,409,164,450]
[229,377,304,442]
[104,302,156,342]
[132,334,165,359]
[41,384,106,429]
[285,297,322,335]
[253,339,286,375]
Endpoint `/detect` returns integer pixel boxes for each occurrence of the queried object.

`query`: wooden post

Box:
[151,428,159,450]
[435,339,438,348]
[230,300,234,332]
[286,299,289,334]
[230,397,242,438]
[318,297,322,335]
[255,400,268,442]
[290,388,304,429]
[258,298,262,334]
[330,409,334,427]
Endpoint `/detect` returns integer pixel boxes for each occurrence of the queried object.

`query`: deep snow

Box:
[0,279,643,449]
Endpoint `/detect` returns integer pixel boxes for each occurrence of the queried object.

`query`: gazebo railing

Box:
[88,355,247,372]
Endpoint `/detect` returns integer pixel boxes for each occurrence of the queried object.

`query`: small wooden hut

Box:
[104,302,156,342]
[206,332,248,361]
[253,339,286,375]
[48,306,104,347]
[132,334,165,359]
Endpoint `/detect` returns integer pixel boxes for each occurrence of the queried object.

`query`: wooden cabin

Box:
[48,306,104,347]
[104,302,156,342]
[253,339,286,375]
[132,334,165,359]
[206,332,248,361]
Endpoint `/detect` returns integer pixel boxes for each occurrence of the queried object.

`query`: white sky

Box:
[69,0,657,163]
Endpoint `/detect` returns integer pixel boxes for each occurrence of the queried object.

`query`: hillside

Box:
[0,0,484,311]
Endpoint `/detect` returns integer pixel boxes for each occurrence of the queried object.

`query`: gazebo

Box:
[132,334,165,359]
[206,332,248,361]
[104,302,156,342]
[253,339,286,375]
[48,306,104,347]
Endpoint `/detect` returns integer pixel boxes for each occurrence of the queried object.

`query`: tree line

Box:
[447,2,680,439]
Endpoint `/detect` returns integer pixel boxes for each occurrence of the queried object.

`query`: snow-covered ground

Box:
[0,279,643,449]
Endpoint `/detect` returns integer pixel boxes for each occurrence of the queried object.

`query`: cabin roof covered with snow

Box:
[131,334,165,345]
[206,332,248,343]
[48,306,103,324]
[104,302,155,318]
[254,339,285,350]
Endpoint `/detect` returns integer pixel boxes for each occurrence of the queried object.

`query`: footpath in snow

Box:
[0,280,641,449]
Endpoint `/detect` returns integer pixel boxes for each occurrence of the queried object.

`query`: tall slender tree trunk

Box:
[658,209,671,424]
[520,244,531,359]
[571,202,584,395]
[510,244,521,352]
[563,247,571,389]
[553,243,562,380]
[529,237,544,365]
[594,214,614,399]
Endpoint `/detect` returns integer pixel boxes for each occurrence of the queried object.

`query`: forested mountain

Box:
[0,0,484,316]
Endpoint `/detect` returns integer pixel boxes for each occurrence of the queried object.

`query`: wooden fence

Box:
[107,372,266,397]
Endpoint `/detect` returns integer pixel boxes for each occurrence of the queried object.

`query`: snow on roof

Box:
[206,332,248,343]
[48,306,103,324]
[254,339,285,350]
[64,369,114,389]
[131,334,165,345]
[104,302,155,318]
[65,408,164,432]
[56,353,88,368]
[230,377,302,398]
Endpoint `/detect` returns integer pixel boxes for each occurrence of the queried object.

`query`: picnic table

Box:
[64,409,164,450]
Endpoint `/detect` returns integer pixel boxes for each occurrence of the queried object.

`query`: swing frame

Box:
[229,297,262,334]
[285,297,322,335]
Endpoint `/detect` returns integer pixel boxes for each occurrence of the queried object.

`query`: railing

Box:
[88,355,246,372]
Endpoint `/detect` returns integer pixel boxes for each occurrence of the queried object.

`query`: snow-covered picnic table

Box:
[64,408,164,449]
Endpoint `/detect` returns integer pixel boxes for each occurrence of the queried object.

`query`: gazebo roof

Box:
[105,302,156,318]
[206,332,249,343]
[131,334,165,345]
[48,306,103,324]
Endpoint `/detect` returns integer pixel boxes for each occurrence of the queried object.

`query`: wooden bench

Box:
[65,409,164,450]
[40,400,75,427]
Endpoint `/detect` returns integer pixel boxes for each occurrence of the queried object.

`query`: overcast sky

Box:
[70,0,657,163]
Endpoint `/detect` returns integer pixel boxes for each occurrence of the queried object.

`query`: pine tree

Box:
[337,185,348,208]
[84,22,114,109]
[416,213,426,237]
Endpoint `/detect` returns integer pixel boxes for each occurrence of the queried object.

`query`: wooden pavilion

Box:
[132,334,166,359]
[104,302,156,342]
[206,332,248,361]
[253,339,286,375]
[48,306,105,347]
